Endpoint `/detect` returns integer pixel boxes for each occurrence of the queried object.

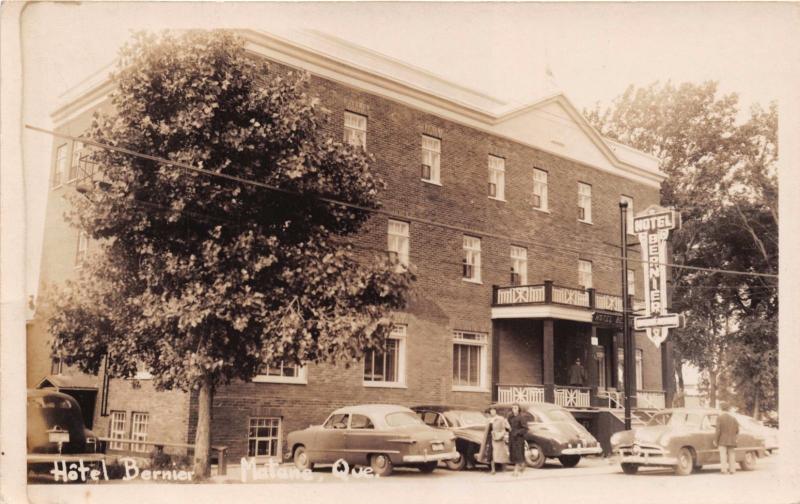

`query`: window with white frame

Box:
[254,361,307,384]
[578,182,592,222]
[109,411,127,450]
[596,348,607,389]
[578,260,593,289]
[421,135,441,183]
[76,231,89,266]
[387,219,410,268]
[462,236,481,282]
[343,111,367,148]
[69,141,84,182]
[130,412,149,452]
[621,195,634,233]
[52,144,67,188]
[533,168,548,210]
[248,417,281,457]
[363,325,406,386]
[488,155,505,200]
[627,269,636,297]
[452,331,488,390]
[510,246,528,285]
[635,349,643,390]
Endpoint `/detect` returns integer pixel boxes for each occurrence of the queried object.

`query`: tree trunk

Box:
[752,388,760,420]
[193,375,213,478]
[708,370,717,408]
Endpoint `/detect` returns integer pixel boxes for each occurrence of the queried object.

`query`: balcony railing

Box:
[496,384,667,411]
[493,280,639,315]
[554,386,592,408]
[636,390,666,409]
[497,384,546,403]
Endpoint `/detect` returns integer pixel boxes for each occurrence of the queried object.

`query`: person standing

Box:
[714,403,740,475]
[487,407,510,474]
[569,357,586,387]
[507,403,530,477]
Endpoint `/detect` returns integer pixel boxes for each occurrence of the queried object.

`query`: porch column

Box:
[611,330,623,389]
[543,318,555,403]
[661,339,676,407]
[588,325,598,387]
[491,322,501,402]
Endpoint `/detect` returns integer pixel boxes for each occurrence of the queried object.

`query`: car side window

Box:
[350,414,374,430]
[422,412,438,427]
[436,414,448,429]
[324,413,349,429]
[702,415,718,431]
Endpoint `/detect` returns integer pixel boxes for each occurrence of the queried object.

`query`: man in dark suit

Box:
[714,403,740,474]
[568,358,586,387]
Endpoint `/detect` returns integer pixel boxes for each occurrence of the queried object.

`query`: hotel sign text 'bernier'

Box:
[633,205,683,347]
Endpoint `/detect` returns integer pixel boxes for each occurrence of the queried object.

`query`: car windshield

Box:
[444,411,488,427]
[29,396,73,409]
[542,409,575,423]
[648,411,702,427]
[385,411,424,427]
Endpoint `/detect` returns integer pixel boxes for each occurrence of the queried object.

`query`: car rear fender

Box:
[524,433,560,456]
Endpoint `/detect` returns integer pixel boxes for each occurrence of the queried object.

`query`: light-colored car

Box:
[611,408,768,475]
[286,404,459,476]
[733,413,778,454]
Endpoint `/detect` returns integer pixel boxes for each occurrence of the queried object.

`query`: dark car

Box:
[610,408,767,475]
[27,389,101,456]
[286,404,458,476]
[489,402,602,468]
[411,405,490,470]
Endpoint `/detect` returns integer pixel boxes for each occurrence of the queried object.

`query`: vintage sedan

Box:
[28,389,102,456]
[733,413,778,454]
[611,408,768,475]
[489,402,602,468]
[411,405,489,470]
[286,404,459,476]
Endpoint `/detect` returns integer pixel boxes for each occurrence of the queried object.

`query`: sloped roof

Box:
[37,374,99,390]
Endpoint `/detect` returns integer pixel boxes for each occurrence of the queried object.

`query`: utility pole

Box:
[619,201,633,430]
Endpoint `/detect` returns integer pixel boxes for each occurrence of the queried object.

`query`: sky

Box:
[19,3,798,387]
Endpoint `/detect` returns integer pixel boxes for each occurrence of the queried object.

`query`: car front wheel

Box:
[674,447,695,476]
[739,451,758,471]
[370,453,393,477]
[524,441,546,469]
[621,463,639,475]
[293,446,314,471]
[445,452,467,471]
[558,455,581,468]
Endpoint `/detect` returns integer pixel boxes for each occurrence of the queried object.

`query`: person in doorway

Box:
[486,407,510,474]
[569,357,586,386]
[714,403,740,475]
[507,403,529,477]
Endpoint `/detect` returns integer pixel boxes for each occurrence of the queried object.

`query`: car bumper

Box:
[619,454,678,466]
[403,451,459,463]
[561,446,603,455]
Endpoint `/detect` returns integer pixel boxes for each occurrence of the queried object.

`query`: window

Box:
[363,325,406,386]
[324,413,349,429]
[130,412,149,452]
[253,362,307,384]
[343,111,367,148]
[109,411,127,450]
[452,331,488,390]
[350,414,374,430]
[510,246,528,285]
[69,141,84,182]
[50,357,63,375]
[421,135,441,184]
[635,349,643,390]
[533,168,548,210]
[488,155,505,200]
[52,144,67,188]
[621,195,634,233]
[627,269,636,296]
[76,231,89,266]
[462,236,481,283]
[387,220,410,268]
[578,260,593,289]
[248,417,281,457]
[578,182,592,223]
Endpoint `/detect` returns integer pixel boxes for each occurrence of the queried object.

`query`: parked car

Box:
[610,407,768,475]
[27,389,102,456]
[733,413,778,454]
[489,402,602,468]
[411,405,489,470]
[286,404,459,476]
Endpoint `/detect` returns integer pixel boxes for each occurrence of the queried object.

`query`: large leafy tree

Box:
[586,82,778,414]
[48,30,414,476]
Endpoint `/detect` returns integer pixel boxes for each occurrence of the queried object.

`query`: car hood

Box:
[530,421,598,445]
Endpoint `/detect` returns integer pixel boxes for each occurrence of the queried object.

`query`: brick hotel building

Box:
[28,29,675,460]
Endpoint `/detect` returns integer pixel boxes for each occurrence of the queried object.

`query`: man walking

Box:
[714,403,740,475]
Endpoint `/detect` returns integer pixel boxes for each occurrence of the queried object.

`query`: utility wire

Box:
[27,124,779,280]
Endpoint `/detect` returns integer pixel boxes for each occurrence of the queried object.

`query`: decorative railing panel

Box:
[497,384,546,404]
[637,390,666,409]
[495,285,546,305]
[595,293,623,312]
[554,386,591,408]
[551,286,590,308]
[596,389,623,409]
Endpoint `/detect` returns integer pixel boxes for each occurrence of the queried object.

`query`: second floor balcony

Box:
[492,280,643,317]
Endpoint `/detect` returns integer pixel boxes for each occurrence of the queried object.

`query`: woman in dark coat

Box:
[507,403,529,476]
